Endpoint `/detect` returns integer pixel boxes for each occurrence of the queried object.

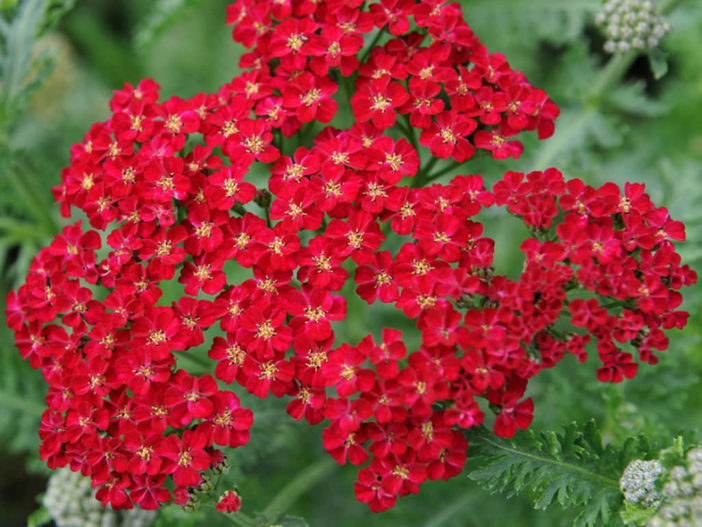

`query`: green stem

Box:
[532,0,681,170]
[532,51,636,170]
[399,114,420,155]
[412,156,440,188]
[359,28,386,65]
[424,160,463,183]
[265,203,272,228]
[471,428,620,490]
[223,511,256,527]
[261,457,336,522]
[422,495,478,527]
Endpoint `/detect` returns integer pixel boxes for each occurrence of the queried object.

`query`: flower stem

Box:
[222,510,257,527]
[359,28,386,65]
[399,114,420,154]
[532,0,681,170]
[412,157,440,188]
[424,160,463,183]
[260,457,336,522]
[532,51,636,170]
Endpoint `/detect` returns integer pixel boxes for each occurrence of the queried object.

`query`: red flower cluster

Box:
[228,0,558,160]
[5,0,695,515]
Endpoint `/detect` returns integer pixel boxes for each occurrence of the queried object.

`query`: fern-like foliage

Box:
[465,421,654,527]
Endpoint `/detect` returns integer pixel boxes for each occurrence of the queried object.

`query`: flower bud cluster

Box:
[43,468,156,527]
[595,0,672,54]
[648,448,702,527]
[620,459,664,507]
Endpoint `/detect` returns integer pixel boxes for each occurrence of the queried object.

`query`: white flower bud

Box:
[632,37,646,49]
[43,468,156,527]
[621,459,665,506]
[663,480,680,498]
[604,40,618,53]
[635,22,650,34]
[596,0,672,52]
[671,466,688,481]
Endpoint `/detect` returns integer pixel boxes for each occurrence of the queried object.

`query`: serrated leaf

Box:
[466,421,653,527]
[648,48,668,80]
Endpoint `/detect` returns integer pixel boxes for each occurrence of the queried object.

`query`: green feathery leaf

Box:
[466,421,654,527]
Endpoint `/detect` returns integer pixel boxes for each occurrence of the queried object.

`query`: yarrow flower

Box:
[5,0,695,515]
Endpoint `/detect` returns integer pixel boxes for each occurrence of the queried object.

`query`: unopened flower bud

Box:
[620,459,664,507]
[595,0,671,54]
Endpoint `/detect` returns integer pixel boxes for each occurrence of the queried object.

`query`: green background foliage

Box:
[0,0,700,525]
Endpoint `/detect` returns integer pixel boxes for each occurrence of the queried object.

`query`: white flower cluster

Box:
[43,468,156,527]
[648,448,702,527]
[620,459,665,507]
[594,0,672,54]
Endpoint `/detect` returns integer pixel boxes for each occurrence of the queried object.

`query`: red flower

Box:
[419,111,477,161]
[158,429,211,487]
[351,77,409,129]
[283,72,338,123]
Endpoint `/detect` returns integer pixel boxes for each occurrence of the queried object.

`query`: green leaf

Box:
[0,0,49,124]
[26,505,51,527]
[466,421,654,527]
[134,0,203,49]
[620,502,657,525]
[648,48,669,80]
[607,81,669,118]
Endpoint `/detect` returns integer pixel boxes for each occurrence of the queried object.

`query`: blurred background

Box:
[0,0,700,526]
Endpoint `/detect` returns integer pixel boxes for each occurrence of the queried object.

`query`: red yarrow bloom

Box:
[351,77,409,130]
[419,111,477,161]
